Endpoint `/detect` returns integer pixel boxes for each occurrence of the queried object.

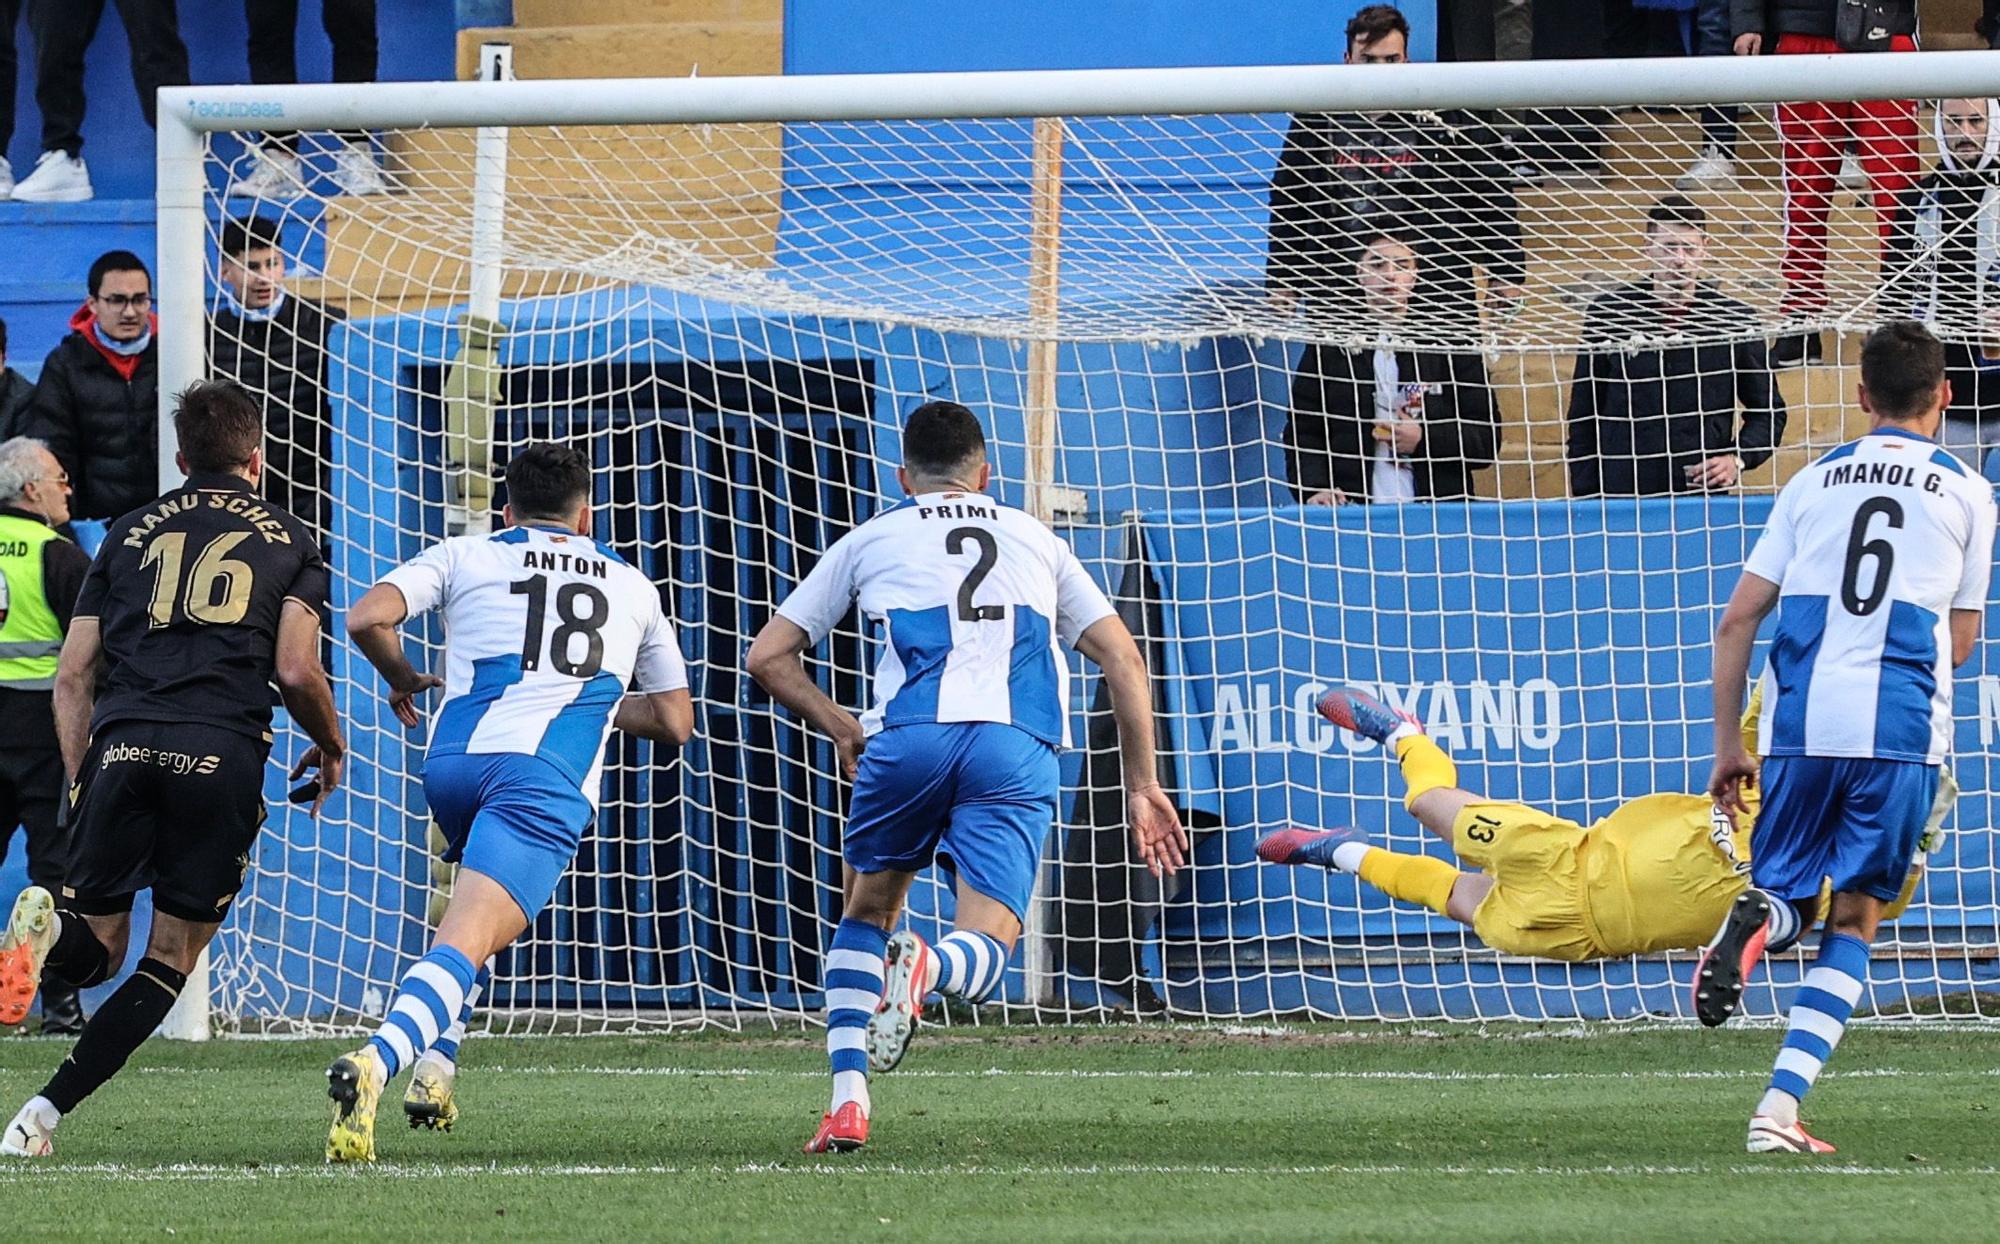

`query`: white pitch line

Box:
[0,1160,1995,1183]
[116,1064,1966,1083]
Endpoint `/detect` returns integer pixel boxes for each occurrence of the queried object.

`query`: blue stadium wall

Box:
[214,287,1998,1023]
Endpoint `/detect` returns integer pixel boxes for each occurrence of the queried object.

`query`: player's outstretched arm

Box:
[613,690,695,746]
[51,617,103,783]
[275,599,347,818]
[1709,571,1780,817]
[347,582,445,728]
[747,615,866,780]
[1073,614,1188,879]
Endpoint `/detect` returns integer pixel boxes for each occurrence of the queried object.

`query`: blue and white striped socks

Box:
[367,945,480,1082]
[826,920,888,1115]
[932,930,1008,1003]
[1759,891,1804,954]
[1759,932,1869,1125]
[428,962,491,1068]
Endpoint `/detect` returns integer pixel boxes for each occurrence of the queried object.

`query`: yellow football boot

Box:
[325,1046,385,1162]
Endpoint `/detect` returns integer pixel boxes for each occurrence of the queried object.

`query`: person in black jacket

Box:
[1567,197,1787,497]
[1884,99,2000,338]
[1266,4,1525,347]
[1939,281,2000,479]
[210,215,347,542]
[17,251,159,523]
[0,318,35,439]
[1286,228,1501,504]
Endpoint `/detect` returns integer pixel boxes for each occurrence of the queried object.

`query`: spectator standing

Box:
[1879,100,2000,477]
[0,0,21,196]
[10,0,190,203]
[1267,4,1525,344]
[225,0,389,199]
[0,436,90,1034]
[1285,228,1501,504]
[1567,196,1787,496]
[209,215,346,539]
[1731,0,1920,367]
[1679,0,1745,188]
[0,319,34,437]
[1885,99,2000,336]
[18,251,160,522]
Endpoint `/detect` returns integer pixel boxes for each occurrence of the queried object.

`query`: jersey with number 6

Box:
[1744,427,1997,764]
[381,525,688,804]
[775,491,1116,747]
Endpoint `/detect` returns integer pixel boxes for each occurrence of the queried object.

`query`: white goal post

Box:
[154,50,2000,1035]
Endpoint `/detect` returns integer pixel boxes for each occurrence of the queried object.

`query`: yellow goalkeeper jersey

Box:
[1575,794,1753,958]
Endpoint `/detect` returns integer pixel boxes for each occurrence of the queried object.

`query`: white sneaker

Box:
[1677,146,1736,190]
[1837,152,1866,192]
[10,151,92,204]
[225,147,305,201]
[0,158,14,199]
[0,1101,55,1157]
[331,143,390,196]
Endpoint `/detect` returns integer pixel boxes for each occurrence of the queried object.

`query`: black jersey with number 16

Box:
[74,472,329,741]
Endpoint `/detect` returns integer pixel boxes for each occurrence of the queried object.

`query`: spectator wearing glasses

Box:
[17,252,161,521]
[0,436,90,1034]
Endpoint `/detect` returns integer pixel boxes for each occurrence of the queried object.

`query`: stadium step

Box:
[453,19,783,81]
[510,0,781,29]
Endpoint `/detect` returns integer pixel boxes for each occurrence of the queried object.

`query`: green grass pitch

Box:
[2,1024,1997,1241]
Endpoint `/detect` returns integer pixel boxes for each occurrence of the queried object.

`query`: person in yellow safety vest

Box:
[0,437,90,1034]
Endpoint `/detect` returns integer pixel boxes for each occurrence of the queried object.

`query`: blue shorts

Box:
[845,722,1059,924]
[1753,755,1939,903]
[424,752,595,922]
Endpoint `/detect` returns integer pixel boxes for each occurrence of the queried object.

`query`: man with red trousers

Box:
[1731,0,1920,367]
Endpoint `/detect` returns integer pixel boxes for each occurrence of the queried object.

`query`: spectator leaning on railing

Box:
[1266,3,1525,344]
[1732,0,1920,368]
[1285,227,1501,506]
[17,251,161,522]
[1567,196,1788,497]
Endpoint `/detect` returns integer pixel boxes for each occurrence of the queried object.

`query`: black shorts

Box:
[63,721,270,923]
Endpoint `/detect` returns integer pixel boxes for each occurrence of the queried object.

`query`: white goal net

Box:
[169,54,2000,1033]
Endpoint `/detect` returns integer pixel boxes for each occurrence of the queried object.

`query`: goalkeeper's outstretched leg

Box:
[1266,688,1496,927]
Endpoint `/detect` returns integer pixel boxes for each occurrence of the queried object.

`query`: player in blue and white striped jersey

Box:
[1710,321,1997,1155]
[748,401,1187,1155]
[325,443,694,1162]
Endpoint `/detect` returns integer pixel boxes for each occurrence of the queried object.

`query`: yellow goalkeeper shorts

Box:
[1452,801,1599,962]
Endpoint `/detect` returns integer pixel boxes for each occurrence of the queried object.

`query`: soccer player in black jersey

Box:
[0,380,345,1157]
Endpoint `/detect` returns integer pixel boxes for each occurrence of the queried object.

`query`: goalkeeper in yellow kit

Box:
[1257,687,1947,1025]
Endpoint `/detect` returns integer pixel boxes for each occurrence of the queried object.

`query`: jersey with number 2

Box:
[1745,427,1997,764]
[775,491,1116,747]
[382,525,688,803]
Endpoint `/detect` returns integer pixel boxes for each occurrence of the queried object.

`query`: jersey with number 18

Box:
[381,524,688,804]
[1745,427,1997,764]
